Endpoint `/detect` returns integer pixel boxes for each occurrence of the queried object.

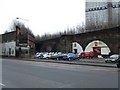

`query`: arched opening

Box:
[85,40,111,56]
[72,42,83,54]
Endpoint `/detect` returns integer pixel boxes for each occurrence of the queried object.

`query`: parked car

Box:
[105,54,120,63]
[79,51,98,58]
[42,53,53,59]
[63,53,80,60]
[34,52,43,58]
[50,53,67,60]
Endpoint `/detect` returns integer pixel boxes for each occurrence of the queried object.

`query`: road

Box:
[1,58,119,88]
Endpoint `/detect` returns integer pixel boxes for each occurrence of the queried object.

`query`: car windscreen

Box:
[110,55,119,59]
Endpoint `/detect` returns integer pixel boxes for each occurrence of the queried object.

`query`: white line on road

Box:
[0,83,5,86]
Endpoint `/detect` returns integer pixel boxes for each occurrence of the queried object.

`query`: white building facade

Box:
[0,31,16,57]
[1,41,16,56]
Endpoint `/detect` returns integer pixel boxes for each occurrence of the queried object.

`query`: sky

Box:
[0,0,85,36]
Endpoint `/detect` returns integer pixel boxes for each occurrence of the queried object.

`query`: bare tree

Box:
[36,24,86,41]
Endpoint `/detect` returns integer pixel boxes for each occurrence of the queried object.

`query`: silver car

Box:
[105,54,120,63]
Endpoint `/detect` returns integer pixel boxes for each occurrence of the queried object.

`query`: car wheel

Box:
[68,58,71,61]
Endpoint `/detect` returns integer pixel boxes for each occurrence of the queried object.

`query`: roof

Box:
[0,31,16,43]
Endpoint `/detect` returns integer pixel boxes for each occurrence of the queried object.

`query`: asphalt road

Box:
[1,58,119,88]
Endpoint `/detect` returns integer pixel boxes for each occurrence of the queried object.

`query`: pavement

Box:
[18,58,117,68]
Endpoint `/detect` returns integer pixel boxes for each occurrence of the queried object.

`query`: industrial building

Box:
[0,26,35,57]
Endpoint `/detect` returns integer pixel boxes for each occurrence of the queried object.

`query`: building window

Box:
[117,4,120,8]
[89,9,91,11]
[94,8,97,10]
[91,8,94,11]
[2,50,5,54]
[100,7,102,10]
[94,42,98,47]
[4,48,6,55]
[9,48,11,55]
[112,5,116,8]
[74,43,77,47]
[104,6,107,9]
[97,7,100,10]
[12,50,14,54]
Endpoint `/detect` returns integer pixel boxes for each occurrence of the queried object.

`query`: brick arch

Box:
[85,40,111,55]
[85,39,111,49]
[72,42,83,53]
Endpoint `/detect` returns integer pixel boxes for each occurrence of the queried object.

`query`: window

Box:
[104,6,107,9]
[91,8,93,11]
[97,7,100,10]
[4,48,6,55]
[9,48,11,55]
[89,9,91,11]
[74,43,77,47]
[94,8,97,10]
[12,50,14,54]
[100,7,102,10]
[112,5,116,8]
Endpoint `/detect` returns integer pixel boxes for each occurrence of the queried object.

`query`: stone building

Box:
[0,26,35,57]
[0,31,16,57]
[85,0,120,32]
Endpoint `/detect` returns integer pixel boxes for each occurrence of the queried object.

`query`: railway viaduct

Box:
[36,26,120,55]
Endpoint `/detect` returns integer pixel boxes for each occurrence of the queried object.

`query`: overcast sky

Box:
[0,0,85,36]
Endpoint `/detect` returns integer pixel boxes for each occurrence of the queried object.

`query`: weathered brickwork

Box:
[36,27,120,54]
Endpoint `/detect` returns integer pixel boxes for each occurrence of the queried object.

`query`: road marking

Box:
[0,83,5,86]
